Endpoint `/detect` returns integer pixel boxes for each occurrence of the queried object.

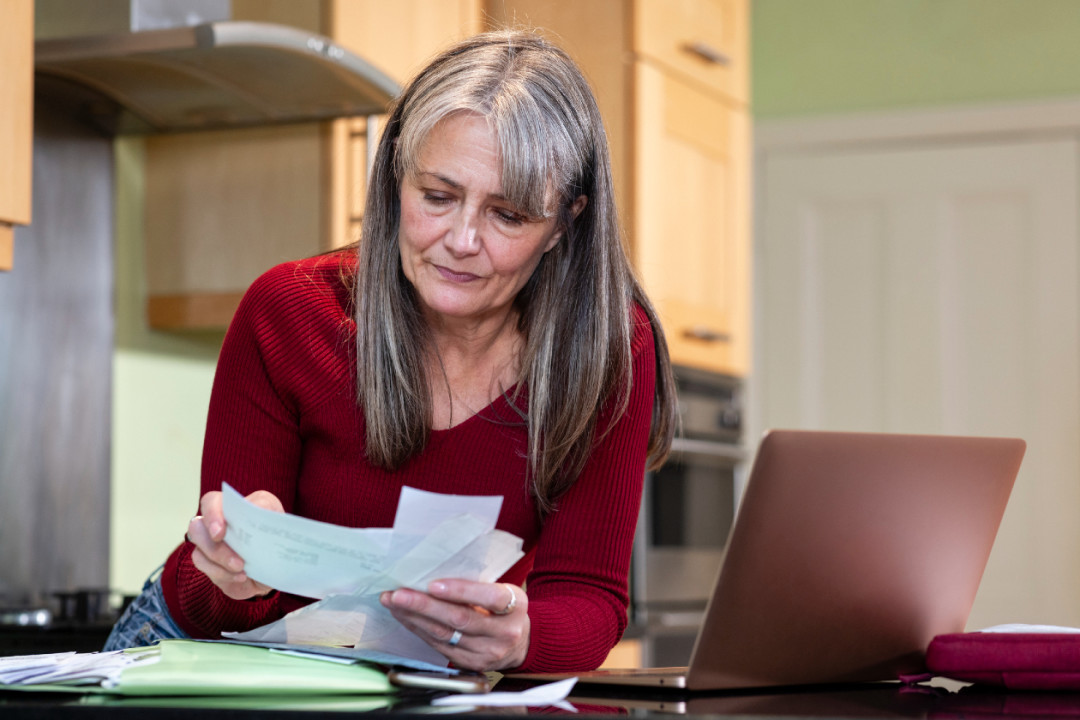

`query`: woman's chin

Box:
[420,298,486,323]
[417,291,508,325]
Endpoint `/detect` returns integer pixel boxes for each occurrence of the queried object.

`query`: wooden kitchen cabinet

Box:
[633,0,748,104]
[633,61,750,376]
[632,0,750,376]
[328,0,482,84]
[0,0,34,270]
[144,124,329,328]
[144,0,482,329]
[486,0,751,376]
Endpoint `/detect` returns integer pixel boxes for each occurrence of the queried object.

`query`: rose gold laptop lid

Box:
[512,430,1024,691]
[685,429,1023,690]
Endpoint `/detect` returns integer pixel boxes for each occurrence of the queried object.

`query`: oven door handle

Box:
[669,438,747,462]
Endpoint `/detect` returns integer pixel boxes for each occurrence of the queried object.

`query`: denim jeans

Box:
[103,567,190,651]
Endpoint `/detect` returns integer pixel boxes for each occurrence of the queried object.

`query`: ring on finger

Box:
[448,629,463,647]
[492,583,517,616]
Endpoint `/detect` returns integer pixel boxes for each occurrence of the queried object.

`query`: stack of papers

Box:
[220,484,525,666]
[0,649,149,688]
[0,487,531,699]
[0,640,392,695]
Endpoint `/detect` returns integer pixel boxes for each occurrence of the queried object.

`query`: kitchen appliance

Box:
[34,20,399,136]
[0,589,122,656]
[630,366,745,667]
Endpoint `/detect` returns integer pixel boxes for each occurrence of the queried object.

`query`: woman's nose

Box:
[445,208,482,256]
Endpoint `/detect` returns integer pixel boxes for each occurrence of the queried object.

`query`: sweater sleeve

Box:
[161,261,339,638]
[517,308,658,672]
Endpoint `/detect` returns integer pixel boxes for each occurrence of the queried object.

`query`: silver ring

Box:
[492,583,517,615]
[448,629,463,647]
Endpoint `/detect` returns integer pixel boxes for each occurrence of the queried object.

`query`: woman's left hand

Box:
[379,580,528,671]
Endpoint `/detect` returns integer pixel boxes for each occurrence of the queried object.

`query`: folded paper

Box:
[221,484,524,664]
[431,677,579,708]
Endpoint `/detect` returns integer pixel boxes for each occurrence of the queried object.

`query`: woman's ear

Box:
[570,194,588,219]
[545,195,590,253]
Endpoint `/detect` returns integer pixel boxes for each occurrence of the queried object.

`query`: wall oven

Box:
[630,366,746,667]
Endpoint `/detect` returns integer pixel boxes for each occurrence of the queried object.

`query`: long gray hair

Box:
[354,30,676,514]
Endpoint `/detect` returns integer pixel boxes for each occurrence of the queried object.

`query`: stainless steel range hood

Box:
[35,21,399,135]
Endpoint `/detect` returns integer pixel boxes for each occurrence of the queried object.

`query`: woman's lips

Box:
[436,265,480,282]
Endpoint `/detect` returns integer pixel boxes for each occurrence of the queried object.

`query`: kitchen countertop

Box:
[2,676,1075,719]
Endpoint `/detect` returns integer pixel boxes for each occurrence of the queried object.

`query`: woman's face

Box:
[397,112,565,330]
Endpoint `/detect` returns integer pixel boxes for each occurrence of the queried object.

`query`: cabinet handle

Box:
[680,41,732,67]
[683,326,731,343]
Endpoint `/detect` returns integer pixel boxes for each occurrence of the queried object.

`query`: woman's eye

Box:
[422,193,453,205]
[494,209,527,226]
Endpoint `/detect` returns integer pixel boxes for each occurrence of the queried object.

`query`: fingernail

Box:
[228,557,243,572]
[429,581,447,594]
[210,521,224,538]
[379,591,391,606]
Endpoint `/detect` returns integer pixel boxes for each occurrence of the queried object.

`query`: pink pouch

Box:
[927,632,1080,690]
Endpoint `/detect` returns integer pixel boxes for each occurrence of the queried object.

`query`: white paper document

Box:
[392,486,503,534]
[431,677,579,708]
[222,483,393,599]
[220,484,525,664]
[0,648,156,687]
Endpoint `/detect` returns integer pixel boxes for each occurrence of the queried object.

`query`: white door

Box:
[755,138,1080,629]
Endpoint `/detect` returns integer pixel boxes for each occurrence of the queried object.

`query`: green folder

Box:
[6,639,393,696]
[75,693,399,711]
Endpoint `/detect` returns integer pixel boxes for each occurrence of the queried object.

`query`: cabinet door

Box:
[633,0,747,104]
[0,0,34,269]
[633,62,750,376]
[329,0,482,84]
[144,124,327,328]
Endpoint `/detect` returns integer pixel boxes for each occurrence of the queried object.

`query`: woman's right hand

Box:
[186,489,284,600]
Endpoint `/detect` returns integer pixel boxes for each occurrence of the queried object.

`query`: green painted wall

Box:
[752,0,1080,118]
[110,138,225,594]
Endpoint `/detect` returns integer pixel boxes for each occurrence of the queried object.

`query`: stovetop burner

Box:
[0,589,125,656]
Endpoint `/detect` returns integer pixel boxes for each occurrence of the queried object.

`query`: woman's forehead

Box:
[405,112,560,216]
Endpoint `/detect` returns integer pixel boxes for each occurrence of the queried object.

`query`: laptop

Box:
[511,429,1025,691]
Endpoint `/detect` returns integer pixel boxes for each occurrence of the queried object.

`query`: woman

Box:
[105,29,677,673]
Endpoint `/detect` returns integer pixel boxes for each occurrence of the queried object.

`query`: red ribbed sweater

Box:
[160,251,655,672]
